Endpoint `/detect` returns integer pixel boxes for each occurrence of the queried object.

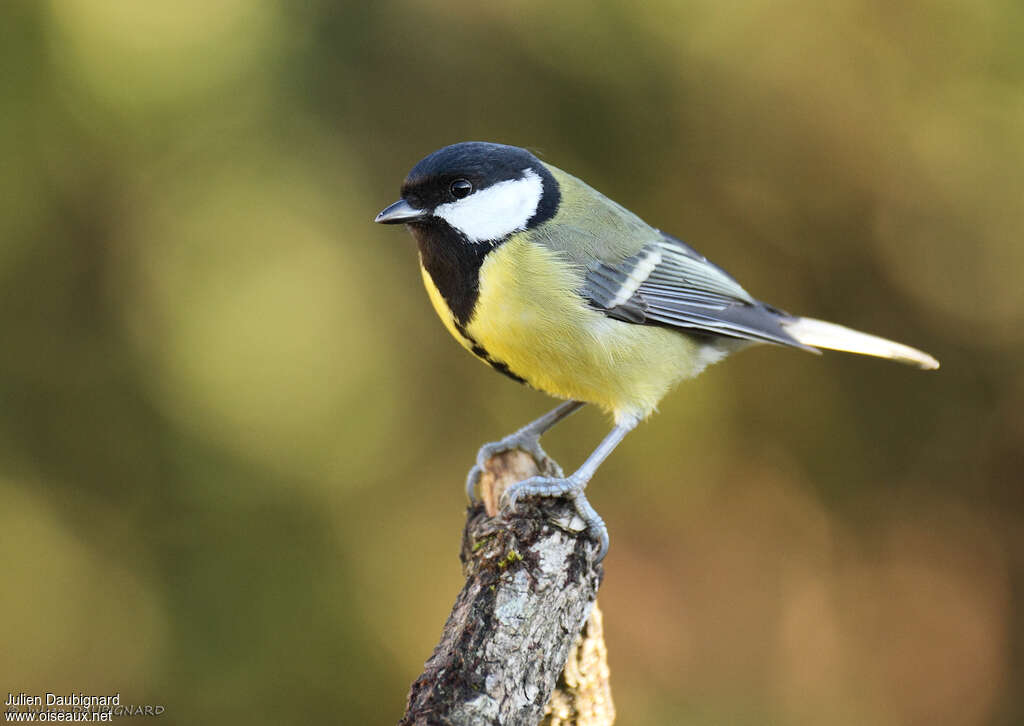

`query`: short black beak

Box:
[374,199,429,224]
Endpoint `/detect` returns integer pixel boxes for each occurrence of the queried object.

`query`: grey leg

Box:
[503,418,638,560]
[517,399,587,438]
[466,400,586,500]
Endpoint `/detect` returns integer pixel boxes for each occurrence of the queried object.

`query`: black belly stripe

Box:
[465,332,527,385]
[410,221,527,384]
[487,359,528,384]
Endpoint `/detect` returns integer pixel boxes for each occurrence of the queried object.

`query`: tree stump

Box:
[398,449,614,726]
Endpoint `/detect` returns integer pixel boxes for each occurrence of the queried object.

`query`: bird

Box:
[375,141,938,559]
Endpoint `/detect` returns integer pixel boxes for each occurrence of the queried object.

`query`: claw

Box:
[465,432,562,502]
[569,490,609,560]
[465,463,486,500]
[501,475,609,561]
[502,474,581,510]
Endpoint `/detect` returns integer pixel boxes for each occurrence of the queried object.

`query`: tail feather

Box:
[782,317,939,370]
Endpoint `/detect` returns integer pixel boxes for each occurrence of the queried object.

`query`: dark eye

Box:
[450,179,473,199]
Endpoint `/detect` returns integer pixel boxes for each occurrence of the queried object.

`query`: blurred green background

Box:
[1,1,1021,724]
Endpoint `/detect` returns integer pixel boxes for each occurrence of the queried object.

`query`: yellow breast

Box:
[455,237,702,422]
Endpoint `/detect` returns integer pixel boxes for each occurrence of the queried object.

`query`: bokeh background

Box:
[2,1,1022,724]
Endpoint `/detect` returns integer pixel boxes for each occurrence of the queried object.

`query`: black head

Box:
[375,142,560,243]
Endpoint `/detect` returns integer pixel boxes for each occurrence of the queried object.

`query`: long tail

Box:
[781,317,939,370]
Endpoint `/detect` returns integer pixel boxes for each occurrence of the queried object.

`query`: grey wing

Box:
[583,233,817,350]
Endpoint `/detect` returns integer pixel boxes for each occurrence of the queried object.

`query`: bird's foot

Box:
[466,432,564,501]
[502,475,609,560]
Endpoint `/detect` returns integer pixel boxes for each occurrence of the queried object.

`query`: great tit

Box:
[376,141,938,559]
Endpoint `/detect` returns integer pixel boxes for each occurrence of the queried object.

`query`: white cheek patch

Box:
[434,168,543,243]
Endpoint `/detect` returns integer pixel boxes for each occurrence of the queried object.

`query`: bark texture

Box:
[398,449,612,726]
[540,605,615,726]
